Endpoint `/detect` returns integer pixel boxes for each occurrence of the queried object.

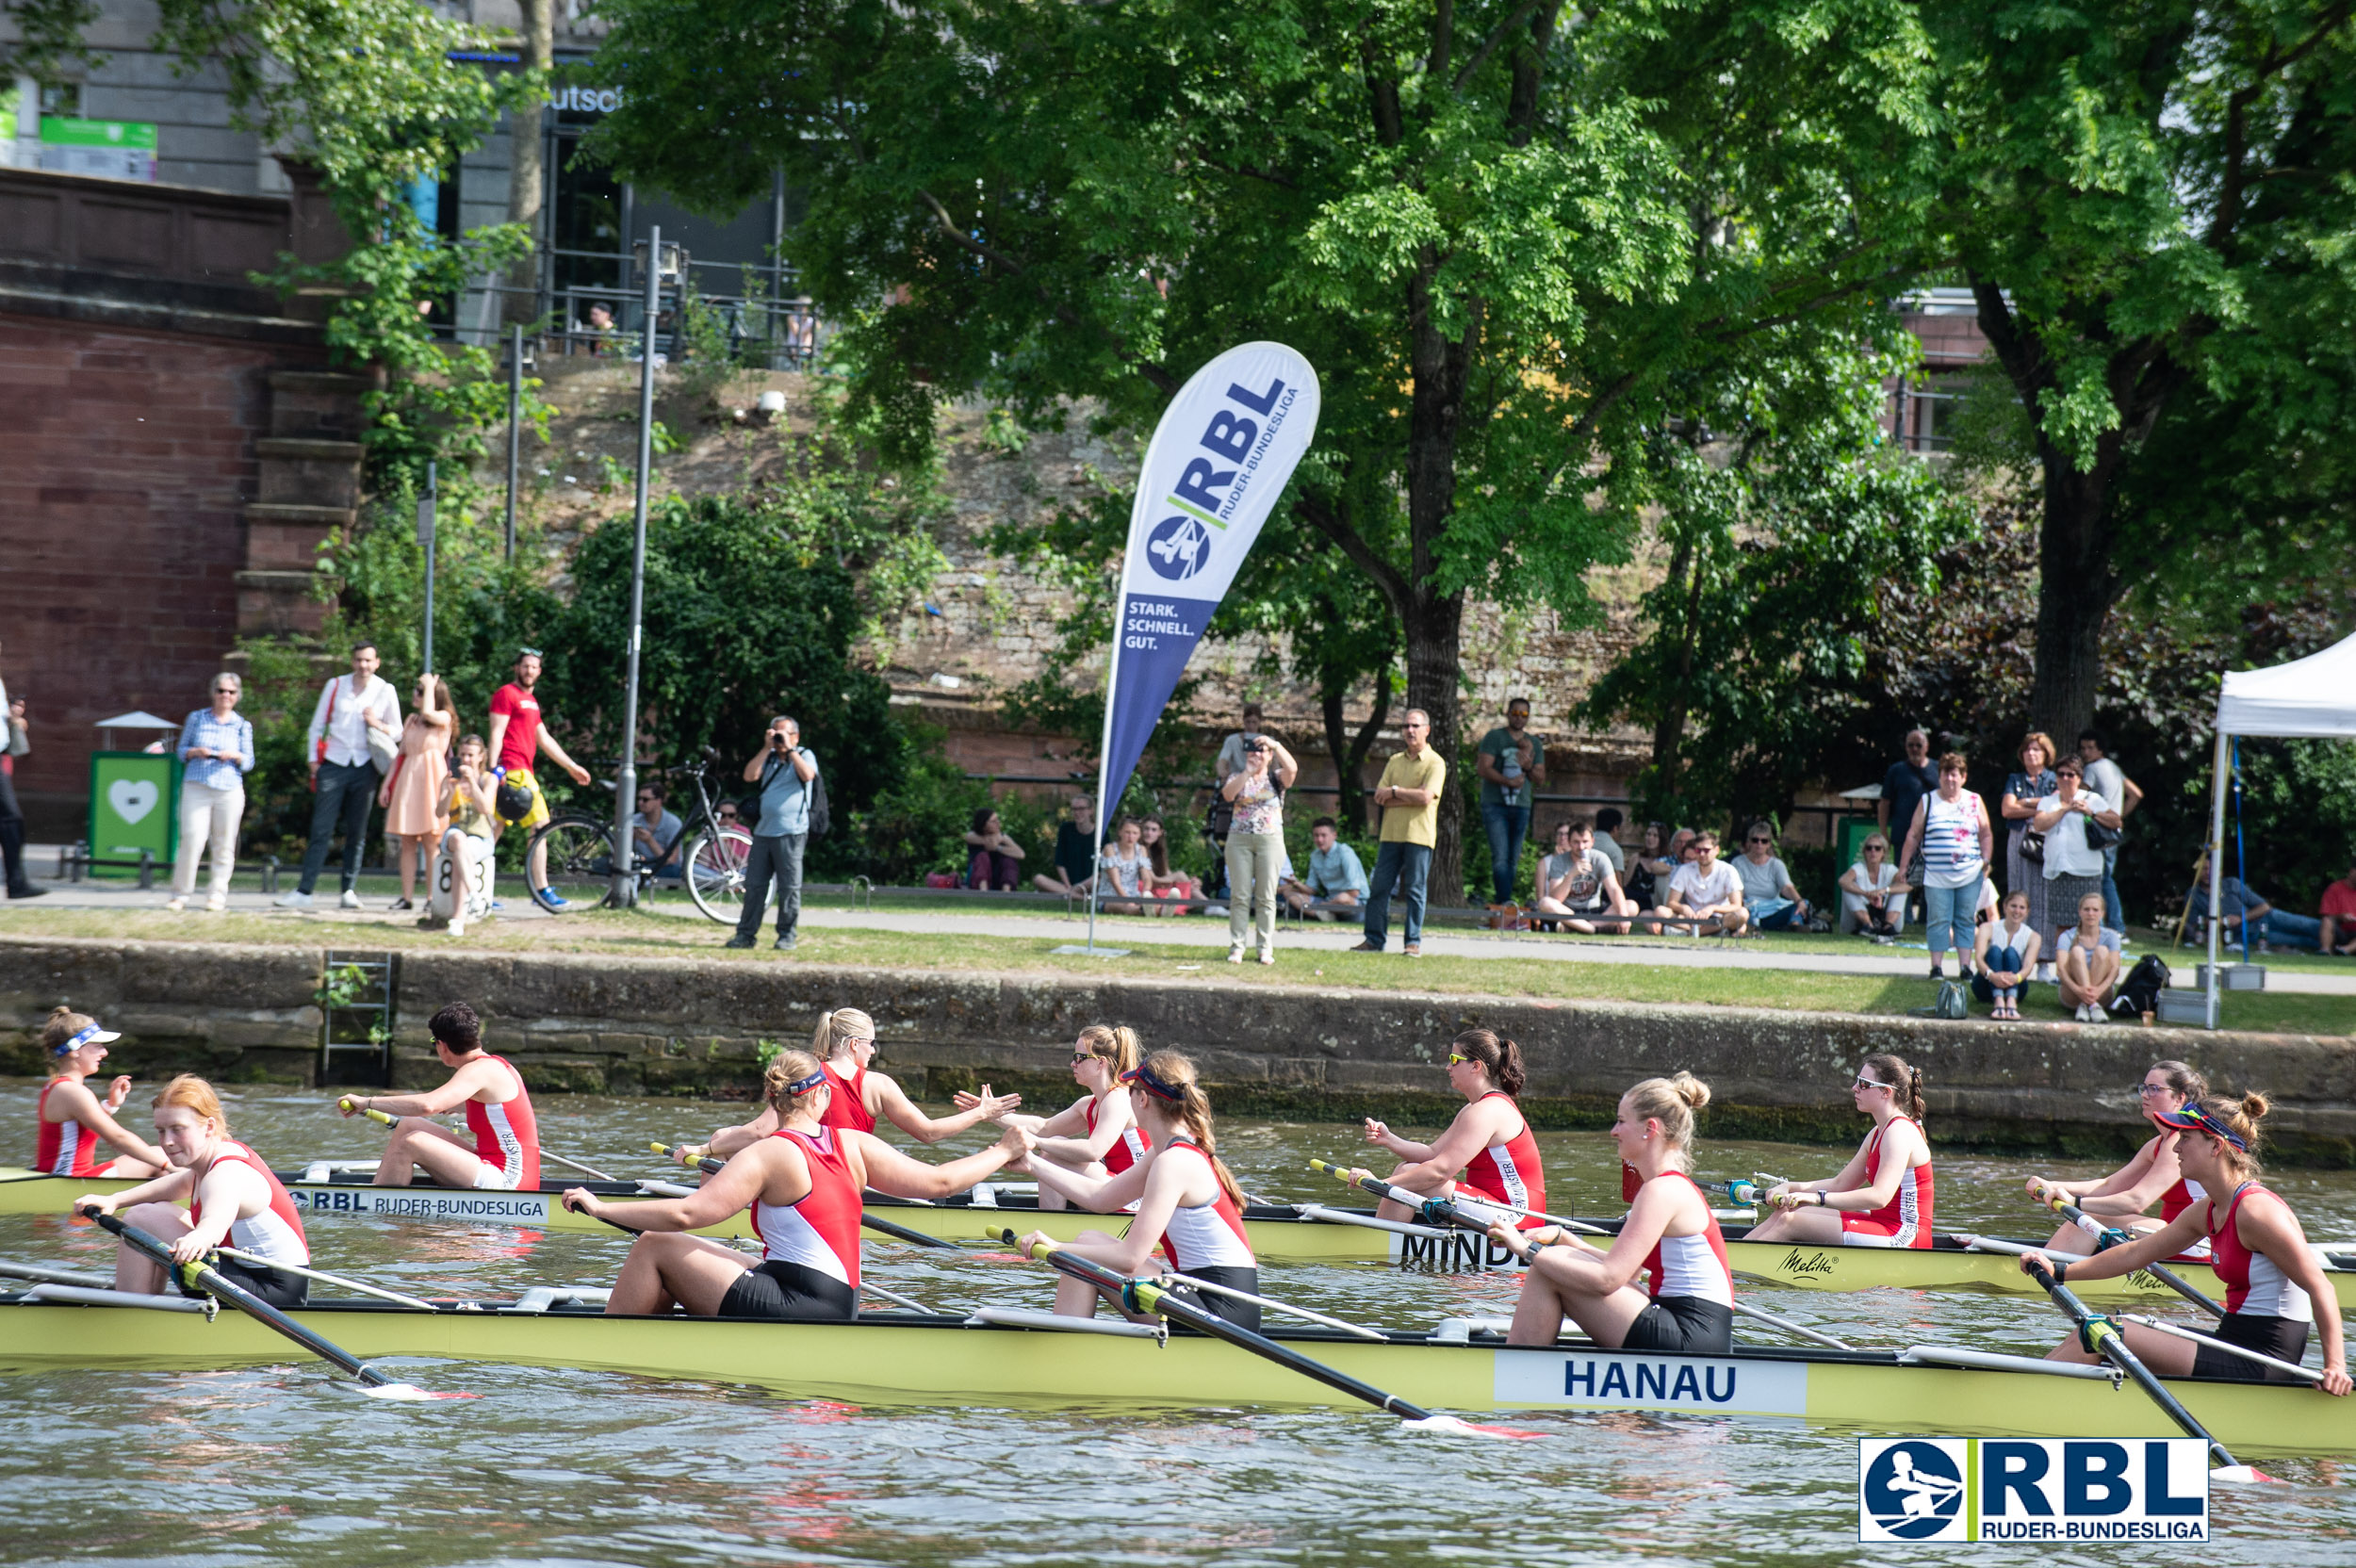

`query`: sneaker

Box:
[338,890,362,910]
[1257,949,1274,966]
[1403,943,1421,957]
[1203,904,1229,918]
[1349,939,1383,953]
[389,897,414,912]
[1226,946,1245,964]
[535,888,570,912]
[164,896,187,912]
[275,890,314,909]
[446,916,466,939]
[724,934,757,950]
[7,885,46,899]
[774,935,797,951]
[1928,962,1943,980]
[205,897,227,913]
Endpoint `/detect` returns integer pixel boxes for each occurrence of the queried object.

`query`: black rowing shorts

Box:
[718,1259,859,1322]
[176,1254,308,1311]
[1621,1296,1733,1356]
[2190,1312,2309,1381]
[1165,1266,1262,1332]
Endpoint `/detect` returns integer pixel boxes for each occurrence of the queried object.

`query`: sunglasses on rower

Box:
[1853,1075,1892,1092]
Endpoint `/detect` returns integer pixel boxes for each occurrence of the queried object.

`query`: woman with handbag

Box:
[1219,731,1297,964]
[2003,732,2061,982]
[2035,758,2122,1009]
[378,675,454,911]
[1899,752,1993,985]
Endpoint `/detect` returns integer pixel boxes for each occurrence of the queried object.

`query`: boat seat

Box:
[1429,1316,1516,1344]
[20,1282,215,1315]
[633,1181,697,1199]
[510,1286,614,1315]
[298,1160,383,1184]
[966,1306,1165,1339]
[963,1183,1040,1209]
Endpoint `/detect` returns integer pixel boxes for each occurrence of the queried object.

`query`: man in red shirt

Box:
[486,648,591,909]
[2323,858,2356,956]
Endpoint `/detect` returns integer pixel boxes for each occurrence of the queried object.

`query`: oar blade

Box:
[1400,1413,1548,1441]
[2209,1463,2281,1485]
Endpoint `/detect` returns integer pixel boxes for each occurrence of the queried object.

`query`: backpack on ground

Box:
[2114,954,2170,1016]
[1914,979,1970,1020]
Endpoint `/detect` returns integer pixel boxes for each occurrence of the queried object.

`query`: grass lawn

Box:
[6,895,2347,1036]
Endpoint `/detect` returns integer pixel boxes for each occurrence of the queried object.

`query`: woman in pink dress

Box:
[379,674,453,910]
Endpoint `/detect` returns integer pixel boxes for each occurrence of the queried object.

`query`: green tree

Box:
[1924,0,2356,743]
[584,0,1939,899]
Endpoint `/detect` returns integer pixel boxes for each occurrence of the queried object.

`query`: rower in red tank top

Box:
[1085,1094,1149,1176]
[750,1126,865,1292]
[340,1002,541,1191]
[983,1025,1148,1208]
[819,1060,876,1134]
[1352,1029,1546,1231]
[2022,1060,2212,1256]
[31,1009,167,1181]
[1747,1053,1934,1250]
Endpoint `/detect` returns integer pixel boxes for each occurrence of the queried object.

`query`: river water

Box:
[3,1084,2351,1565]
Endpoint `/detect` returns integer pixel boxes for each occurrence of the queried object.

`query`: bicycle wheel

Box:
[525,812,618,912]
[683,825,765,923]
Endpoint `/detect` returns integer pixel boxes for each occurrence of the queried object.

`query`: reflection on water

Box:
[4,1082,2351,1564]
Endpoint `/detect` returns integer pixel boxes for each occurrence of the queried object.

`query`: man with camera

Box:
[726,715,819,951]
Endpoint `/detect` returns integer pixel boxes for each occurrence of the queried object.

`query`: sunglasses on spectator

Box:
[1747,836,1770,844]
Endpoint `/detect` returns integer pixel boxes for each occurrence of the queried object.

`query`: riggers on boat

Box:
[8,1165,2352,1306]
[0,1287,2349,1457]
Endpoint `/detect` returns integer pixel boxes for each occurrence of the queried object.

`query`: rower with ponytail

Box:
[967,1024,1151,1210]
[1015,1050,1262,1331]
[2024,1058,2216,1254]
[1350,1027,1546,1230]
[1747,1053,1935,1250]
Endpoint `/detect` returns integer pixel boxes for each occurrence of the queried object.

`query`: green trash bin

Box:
[89,751,180,877]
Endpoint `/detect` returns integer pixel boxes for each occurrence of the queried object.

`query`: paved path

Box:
[21,853,2356,997]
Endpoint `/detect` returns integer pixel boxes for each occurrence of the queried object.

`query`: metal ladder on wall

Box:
[319,950,396,1086]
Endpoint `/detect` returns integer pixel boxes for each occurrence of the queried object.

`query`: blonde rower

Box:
[1487,1073,1735,1354]
[682,1007,1020,1162]
[1015,1051,1260,1330]
[1749,1053,1934,1249]
[2024,1059,2211,1255]
[2018,1093,2349,1395]
[33,1007,167,1180]
[566,1051,1028,1319]
[961,1025,1146,1210]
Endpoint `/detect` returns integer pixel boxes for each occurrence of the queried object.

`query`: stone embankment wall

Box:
[3,936,2349,1162]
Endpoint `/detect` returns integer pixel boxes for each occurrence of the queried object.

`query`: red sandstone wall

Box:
[0,315,288,836]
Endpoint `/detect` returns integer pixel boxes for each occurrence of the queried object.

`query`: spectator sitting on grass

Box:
[2055,890,2123,1022]
[1839,834,1907,937]
[1282,816,1367,921]
[1532,818,1636,934]
[1622,821,1669,910]
[964,808,1024,890]
[1591,807,1628,874]
[2324,857,2356,956]
[1031,794,1098,899]
[1732,820,1812,931]
[2185,852,2323,953]
[1651,829,1746,936]
[1139,815,1195,915]
[1972,888,2040,1021]
[630,780,684,880]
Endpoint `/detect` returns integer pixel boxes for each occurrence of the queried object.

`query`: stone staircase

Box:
[237,368,374,640]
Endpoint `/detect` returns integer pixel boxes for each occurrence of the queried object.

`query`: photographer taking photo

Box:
[726,715,819,952]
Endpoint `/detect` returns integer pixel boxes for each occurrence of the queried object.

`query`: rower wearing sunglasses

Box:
[2021,1059,2213,1255]
[1349,1028,1546,1231]
[2016,1094,2350,1395]
[1747,1054,1934,1249]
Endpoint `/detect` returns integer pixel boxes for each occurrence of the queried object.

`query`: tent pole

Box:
[2206,728,2229,1030]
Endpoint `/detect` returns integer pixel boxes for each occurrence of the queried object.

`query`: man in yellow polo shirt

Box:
[1352,708,1447,956]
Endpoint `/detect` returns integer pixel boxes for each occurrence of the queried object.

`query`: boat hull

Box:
[0,1295,2347,1456]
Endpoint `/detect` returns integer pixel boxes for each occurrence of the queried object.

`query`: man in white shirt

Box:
[1653,828,1749,935]
[278,642,401,909]
[2076,729,2142,930]
[1215,702,1267,783]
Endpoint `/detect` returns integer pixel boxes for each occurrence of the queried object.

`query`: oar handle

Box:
[2045,1199,2226,1316]
[859,1210,957,1250]
[1308,1158,1394,1200]
[650,1141,726,1175]
[341,1101,398,1129]
[2022,1257,2243,1471]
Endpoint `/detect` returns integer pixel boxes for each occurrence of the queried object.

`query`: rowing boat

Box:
[0,1288,2347,1455]
[9,1167,2347,1304]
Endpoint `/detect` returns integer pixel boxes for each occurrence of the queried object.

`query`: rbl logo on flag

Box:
[1859,1438,2209,1543]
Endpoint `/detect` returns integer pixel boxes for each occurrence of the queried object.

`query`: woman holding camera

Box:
[1219,731,1297,966]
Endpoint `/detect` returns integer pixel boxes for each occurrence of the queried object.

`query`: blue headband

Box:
[784,1070,828,1098]
[2155,1103,2249,1152]
[56,1025,104,1057]
[1121,1063,1186,1102]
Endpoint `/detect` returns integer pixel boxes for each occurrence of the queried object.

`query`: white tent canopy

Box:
[2202,629,2356,1025]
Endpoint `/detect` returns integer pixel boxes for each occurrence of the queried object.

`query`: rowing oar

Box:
[78,1208,466,1401]
[2020,1257,2272,1483]
[2116,1315,2323,1385]
[994,1230,1533,1437]
[342,1101,615,1181]
[646,1141,961,1250]
[212,1245,439,1312]
[1307,1160,1609,1235]
[2037,1194,2225,1317]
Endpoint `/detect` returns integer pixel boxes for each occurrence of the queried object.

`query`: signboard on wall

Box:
[89,751,179,873]
[40,118,158,182]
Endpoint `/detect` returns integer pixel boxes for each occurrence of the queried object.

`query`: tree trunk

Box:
[2027,460,2114,746]
[503,0,555,326]
[1320,662,1391,835]
[1400,247,1477,906]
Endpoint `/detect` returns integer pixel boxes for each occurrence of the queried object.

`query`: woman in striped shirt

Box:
[1899,751,1993,984]
[168,673,254,912]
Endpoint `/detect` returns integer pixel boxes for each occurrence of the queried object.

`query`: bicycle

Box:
[523,748,761,923]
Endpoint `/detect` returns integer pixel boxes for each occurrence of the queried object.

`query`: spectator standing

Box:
[1732,821,1811,931]
[1878,729,1938,923]
[2184,852,2324,953]
[2002,732,2061,980]
[2054,890,2123,1021]
[1031,794,1098,899]
[1220,731,1298,964]
[1654,828,1747,935]
[1282,816,1368,921]
[1532,818,1636,933]
[278,642,401,910]
[486,648,594,910]
[377,674,453,912]
[1972,889,2040,1020]
[630,781,685,879]
[1353,710,1447,956]
[1900,751,1994,981]
[1097,816,1153,916]
[1138,815,1194,914]
[1215,702,1268,783]
[165,672,254,913]
[0,648,37,900]
[963,808,1025,890]
[2032,758,2119,963]
[725,715,818,952]
[1838,833,1907,937]
[2076,730,2143,930]
[1591,807,1628,874]
[2323,858,2356,956]
[1474,697,1546,904]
